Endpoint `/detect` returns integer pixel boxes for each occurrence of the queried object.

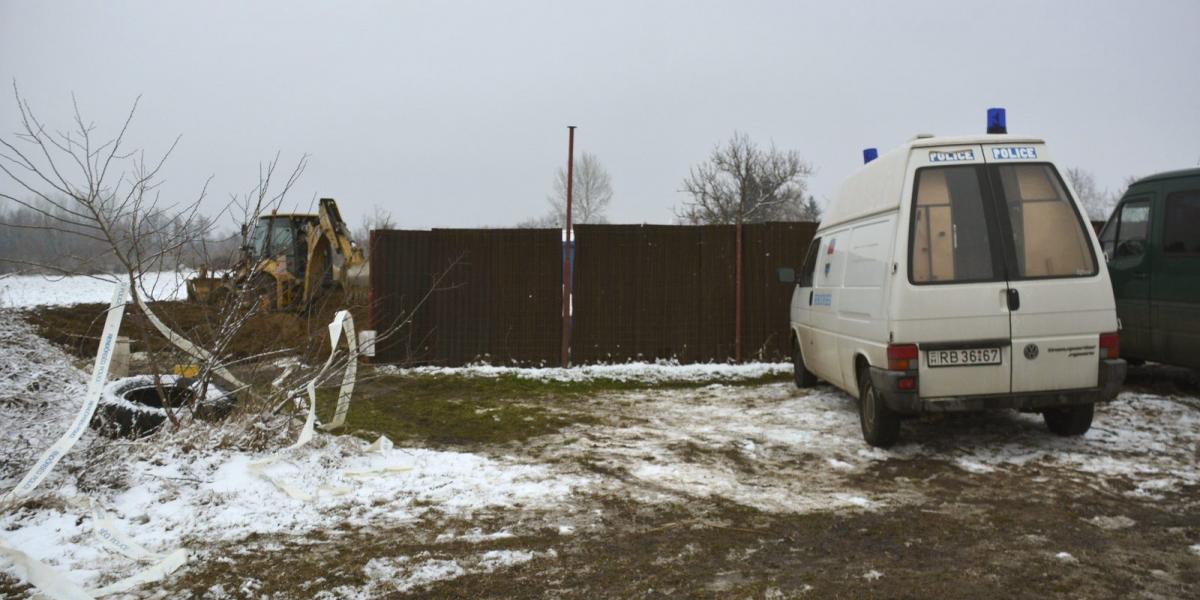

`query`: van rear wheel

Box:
[1043,403,1094,436]
[858,368,900,448]
[793,338,817,389]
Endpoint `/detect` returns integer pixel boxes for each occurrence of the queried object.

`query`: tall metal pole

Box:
[735,213,743,363]
[561,126,576,368]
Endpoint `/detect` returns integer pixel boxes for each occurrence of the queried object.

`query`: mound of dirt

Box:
[24,293,368,362]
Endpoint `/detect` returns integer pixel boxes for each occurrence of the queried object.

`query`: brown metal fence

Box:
[571,222,815,363]
[370,222,816,366]
[369,229,562,365]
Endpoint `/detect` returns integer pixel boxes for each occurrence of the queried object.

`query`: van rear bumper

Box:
[869,359,1127,414]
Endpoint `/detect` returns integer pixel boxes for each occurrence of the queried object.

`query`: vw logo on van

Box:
[1024,344,1039,360]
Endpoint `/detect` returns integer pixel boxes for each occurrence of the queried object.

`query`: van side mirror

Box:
[777,267,796,284]
[1115,239,1145,259]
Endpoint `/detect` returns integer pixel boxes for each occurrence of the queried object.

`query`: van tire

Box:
[793,338,818,389]
[858,368,900,447]
[1043,403,1094,436]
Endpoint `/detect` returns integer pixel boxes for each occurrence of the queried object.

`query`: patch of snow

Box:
[364,555,465,593]
[477,549,537,570]
[1087,515,1136,530]
[954,458,995,474]
[434,528,515,544]
[378,360,790,384]
[863,569,883,581]
[0,313,93,486]
[321,548,546,598]
[1055,551,1078,563]
[1,430,584,589]
[833,494,873,509]
[0,271,193,308]
[1191,544,1200,556]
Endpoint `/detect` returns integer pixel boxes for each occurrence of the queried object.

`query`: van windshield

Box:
[909,163,1097,284]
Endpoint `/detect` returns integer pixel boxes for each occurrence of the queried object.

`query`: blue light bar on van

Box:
[987,108,1007,134]
[863,148,878,164]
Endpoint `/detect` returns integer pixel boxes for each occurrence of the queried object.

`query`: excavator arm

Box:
[318,197,363,264]
[301,198,369,306]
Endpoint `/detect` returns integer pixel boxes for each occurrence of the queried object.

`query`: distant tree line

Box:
[0,196,238,274]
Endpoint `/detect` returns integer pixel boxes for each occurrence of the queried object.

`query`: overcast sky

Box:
[2,0,1197,231]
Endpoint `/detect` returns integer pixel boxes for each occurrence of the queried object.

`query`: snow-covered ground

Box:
[2,308,1199,597]
[0,271,193,308]
[381,361,791,383]
[532,382,1200,513]
[0,312,586,596]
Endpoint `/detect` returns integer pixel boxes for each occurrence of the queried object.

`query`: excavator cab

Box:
[250,214,319,278]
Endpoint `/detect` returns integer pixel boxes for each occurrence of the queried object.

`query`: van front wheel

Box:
[793,339,817,389]
[1043,403,1094,436]
[858,369,900,447]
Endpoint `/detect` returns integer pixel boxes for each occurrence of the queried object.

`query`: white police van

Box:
[782,109,1126,447]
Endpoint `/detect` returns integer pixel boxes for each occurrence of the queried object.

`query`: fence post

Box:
[735,218,743,363]
[561,126,576,368]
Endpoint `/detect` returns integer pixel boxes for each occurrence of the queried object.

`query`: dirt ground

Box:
[140,366,1200,599]
[23,295,367,362]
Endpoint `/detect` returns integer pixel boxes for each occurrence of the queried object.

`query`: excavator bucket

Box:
[185,277,223,302]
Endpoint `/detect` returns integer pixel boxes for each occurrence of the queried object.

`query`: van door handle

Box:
[808,290,814,305]
[1006,288,1020,311]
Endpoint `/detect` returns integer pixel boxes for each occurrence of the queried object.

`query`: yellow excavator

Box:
[187,198,369,311]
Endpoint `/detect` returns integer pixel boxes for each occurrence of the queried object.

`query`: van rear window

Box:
[909,163,1098,284]
[911,166,997,283]
[994,164,1097,278]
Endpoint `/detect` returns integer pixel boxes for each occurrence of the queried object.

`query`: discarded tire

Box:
[91,375,236,438]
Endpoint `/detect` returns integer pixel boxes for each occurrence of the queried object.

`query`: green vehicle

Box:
[1098,168,1200,369]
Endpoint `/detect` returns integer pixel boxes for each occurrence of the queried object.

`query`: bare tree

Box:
[676,132,815,225]
[519,152,613,228]
[1065,167,1114,220]
[0,86,377,447]
[786,194,822,222]
[353,204,396,247]
[1107,174,1140,209]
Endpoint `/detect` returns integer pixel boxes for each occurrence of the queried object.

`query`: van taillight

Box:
[1099,332,1120,360]
[887,344,919,371]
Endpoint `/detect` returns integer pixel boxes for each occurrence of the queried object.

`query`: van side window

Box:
[910,166,996,283]
[1163,190,1200,254]
[799,236,821,287]
[994,164,1097,277]
[1113,199,1150,258]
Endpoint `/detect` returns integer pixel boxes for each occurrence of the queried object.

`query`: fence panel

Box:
[572,222,813,364]
[571,225,641,363]
[742,222,818,361]
[370,228,561,365]
[369,230,431,364]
